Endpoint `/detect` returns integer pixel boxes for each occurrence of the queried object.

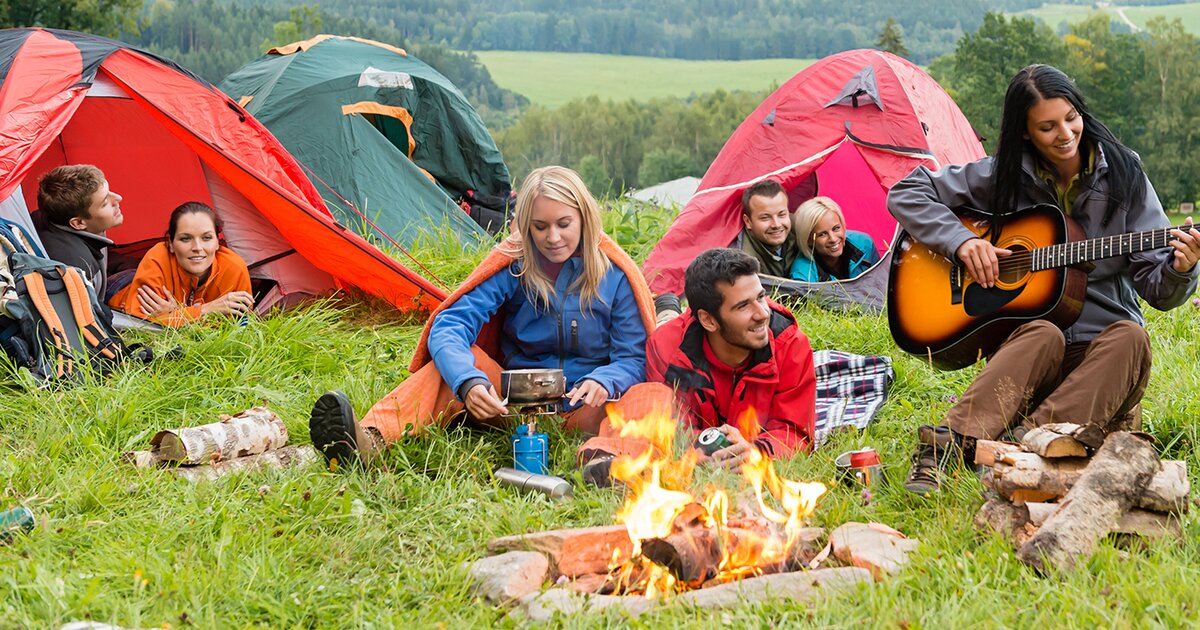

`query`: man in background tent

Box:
[730,179,797,277]
[32,165,123,298]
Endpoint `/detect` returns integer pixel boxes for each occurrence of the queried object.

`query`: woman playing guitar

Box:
[887,64,1200,496]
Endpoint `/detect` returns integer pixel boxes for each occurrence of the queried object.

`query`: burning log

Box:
[990,452,1189,513]
[640,525,825,584]
[1017,432,1159,572]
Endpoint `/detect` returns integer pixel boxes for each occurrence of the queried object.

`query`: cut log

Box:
[488,525,633,578]
[150,406,288,464]
[991,452,1089,502]
[1142,461,1190,514]
[640,525,825,584]
[1021,427,1087,458]
[992,453,1189,513]
[171,445,319,482]
[973,498,1036,546]
[829,521,920,580]
[1025,502,1183,540]
[975,440,1021,467]
[1033,423,1106,450]
[1017,432,1159,572]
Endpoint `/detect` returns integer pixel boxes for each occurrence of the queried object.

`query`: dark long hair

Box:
[166,201,224,241]
[990,64,1145,229]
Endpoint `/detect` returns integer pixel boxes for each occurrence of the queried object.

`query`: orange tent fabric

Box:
[0,28,444,312]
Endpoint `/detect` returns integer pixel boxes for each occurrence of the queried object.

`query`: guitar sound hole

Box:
[998,245,1030,285]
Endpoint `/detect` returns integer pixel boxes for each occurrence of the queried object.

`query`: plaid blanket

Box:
[813,350,894,448]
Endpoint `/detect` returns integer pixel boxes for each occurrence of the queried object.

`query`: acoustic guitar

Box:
[887,203,1190,370]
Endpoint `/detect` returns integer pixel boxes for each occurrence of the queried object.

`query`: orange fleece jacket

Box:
[108,242,251,326]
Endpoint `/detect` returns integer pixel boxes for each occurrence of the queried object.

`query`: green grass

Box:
[2,199,1199,627]
[1018,2,1200,33]
[473,51,813,108]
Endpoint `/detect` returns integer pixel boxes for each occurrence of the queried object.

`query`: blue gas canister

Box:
[512,423,549,474]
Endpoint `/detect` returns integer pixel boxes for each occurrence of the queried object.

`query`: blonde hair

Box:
[510,166,610,312]
[792,196,845,260]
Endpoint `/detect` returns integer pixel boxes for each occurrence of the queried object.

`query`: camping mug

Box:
[835,447,885,489]
[501,368,566,405]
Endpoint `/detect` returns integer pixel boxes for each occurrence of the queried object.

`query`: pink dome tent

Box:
[642,49,985,310]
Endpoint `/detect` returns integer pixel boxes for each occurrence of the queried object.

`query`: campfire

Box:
[603,404,827,598]
[473,404,919,619]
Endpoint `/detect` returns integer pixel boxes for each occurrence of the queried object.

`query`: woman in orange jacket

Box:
[108,202,253,326]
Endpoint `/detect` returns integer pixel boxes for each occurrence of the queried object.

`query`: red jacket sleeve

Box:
[756,328,816,457]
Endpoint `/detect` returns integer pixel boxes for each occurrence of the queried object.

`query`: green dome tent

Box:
[220,35,512,248]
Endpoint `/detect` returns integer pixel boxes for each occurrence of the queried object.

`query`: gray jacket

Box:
[887,146,1198,344]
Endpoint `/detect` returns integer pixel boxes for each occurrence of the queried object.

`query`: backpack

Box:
[1,250,148,383]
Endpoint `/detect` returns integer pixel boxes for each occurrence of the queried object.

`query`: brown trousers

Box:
[944,320,1151,440]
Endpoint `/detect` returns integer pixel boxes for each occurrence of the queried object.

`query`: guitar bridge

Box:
[949,262,964,305]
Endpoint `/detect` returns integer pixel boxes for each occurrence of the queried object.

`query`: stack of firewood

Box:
[972,424,1190,572]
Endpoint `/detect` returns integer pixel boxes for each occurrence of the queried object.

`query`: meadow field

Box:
[0,202,1198,627]
[1019,1,1200,33]
[473,51,812,108]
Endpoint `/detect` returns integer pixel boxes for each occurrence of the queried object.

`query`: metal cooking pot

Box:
[500,368,566,405]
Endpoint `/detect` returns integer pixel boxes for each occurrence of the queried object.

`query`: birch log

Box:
[991,453,1189,513]
[150,406,288,464]
[171,445,319,482]
[1020,427,1087,458]
[1016,432,1158,572]
[1024,502,1182,540]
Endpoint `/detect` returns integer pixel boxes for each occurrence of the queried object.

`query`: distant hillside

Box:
[1019,2,1200,33]
[474,52,812,108]
[223,0,1048,64]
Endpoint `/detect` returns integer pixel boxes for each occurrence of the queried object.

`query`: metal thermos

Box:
[512,423,549,474]
[0,506,34,543]
[494,467,573,501]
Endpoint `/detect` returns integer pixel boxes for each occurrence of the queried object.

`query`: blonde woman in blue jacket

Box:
[788,196,879,282]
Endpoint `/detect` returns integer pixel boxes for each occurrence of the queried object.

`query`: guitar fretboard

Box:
[1032,224,1190,271]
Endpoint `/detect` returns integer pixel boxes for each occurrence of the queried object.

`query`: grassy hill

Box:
[1019,2,1200,33]
[473,51,813,108]
[1,202,1198,626]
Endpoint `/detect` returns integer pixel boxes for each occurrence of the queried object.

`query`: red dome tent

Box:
[0,28,445,314]
[642,49,985,310]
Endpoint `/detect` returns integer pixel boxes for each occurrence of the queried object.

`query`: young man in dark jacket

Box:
[32,165,124,297]
[648,247,817,466]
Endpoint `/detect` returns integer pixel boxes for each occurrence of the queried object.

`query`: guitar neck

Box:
[1033,224,1189,271]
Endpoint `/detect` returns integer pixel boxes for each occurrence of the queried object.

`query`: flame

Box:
[606,404,827,598]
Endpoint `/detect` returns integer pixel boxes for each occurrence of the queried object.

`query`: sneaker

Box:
[904,425,969,496]
[310,390,366,470]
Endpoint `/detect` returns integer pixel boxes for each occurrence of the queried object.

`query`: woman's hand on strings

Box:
[956,238,1013,289]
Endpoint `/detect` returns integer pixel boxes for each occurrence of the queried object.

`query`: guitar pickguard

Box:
[962,283,1022,316]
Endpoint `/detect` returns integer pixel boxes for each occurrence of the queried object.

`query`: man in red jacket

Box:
[650,247,817,466]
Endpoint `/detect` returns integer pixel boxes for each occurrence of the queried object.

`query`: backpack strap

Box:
[60,266,124,361]
[18,270,74,379]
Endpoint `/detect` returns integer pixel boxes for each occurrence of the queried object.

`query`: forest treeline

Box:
[495,13,1200,206]
[3,2,1198,204]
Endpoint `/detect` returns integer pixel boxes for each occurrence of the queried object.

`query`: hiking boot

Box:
[904,425,972,496]
[580,454,616,488]
[309,390,380,470]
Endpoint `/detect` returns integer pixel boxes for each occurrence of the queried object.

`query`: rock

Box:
[487,524,633,578]
[517,589,656,622]
[830,522,920,580]
[674,566,870,609]
[468,551,549,604]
